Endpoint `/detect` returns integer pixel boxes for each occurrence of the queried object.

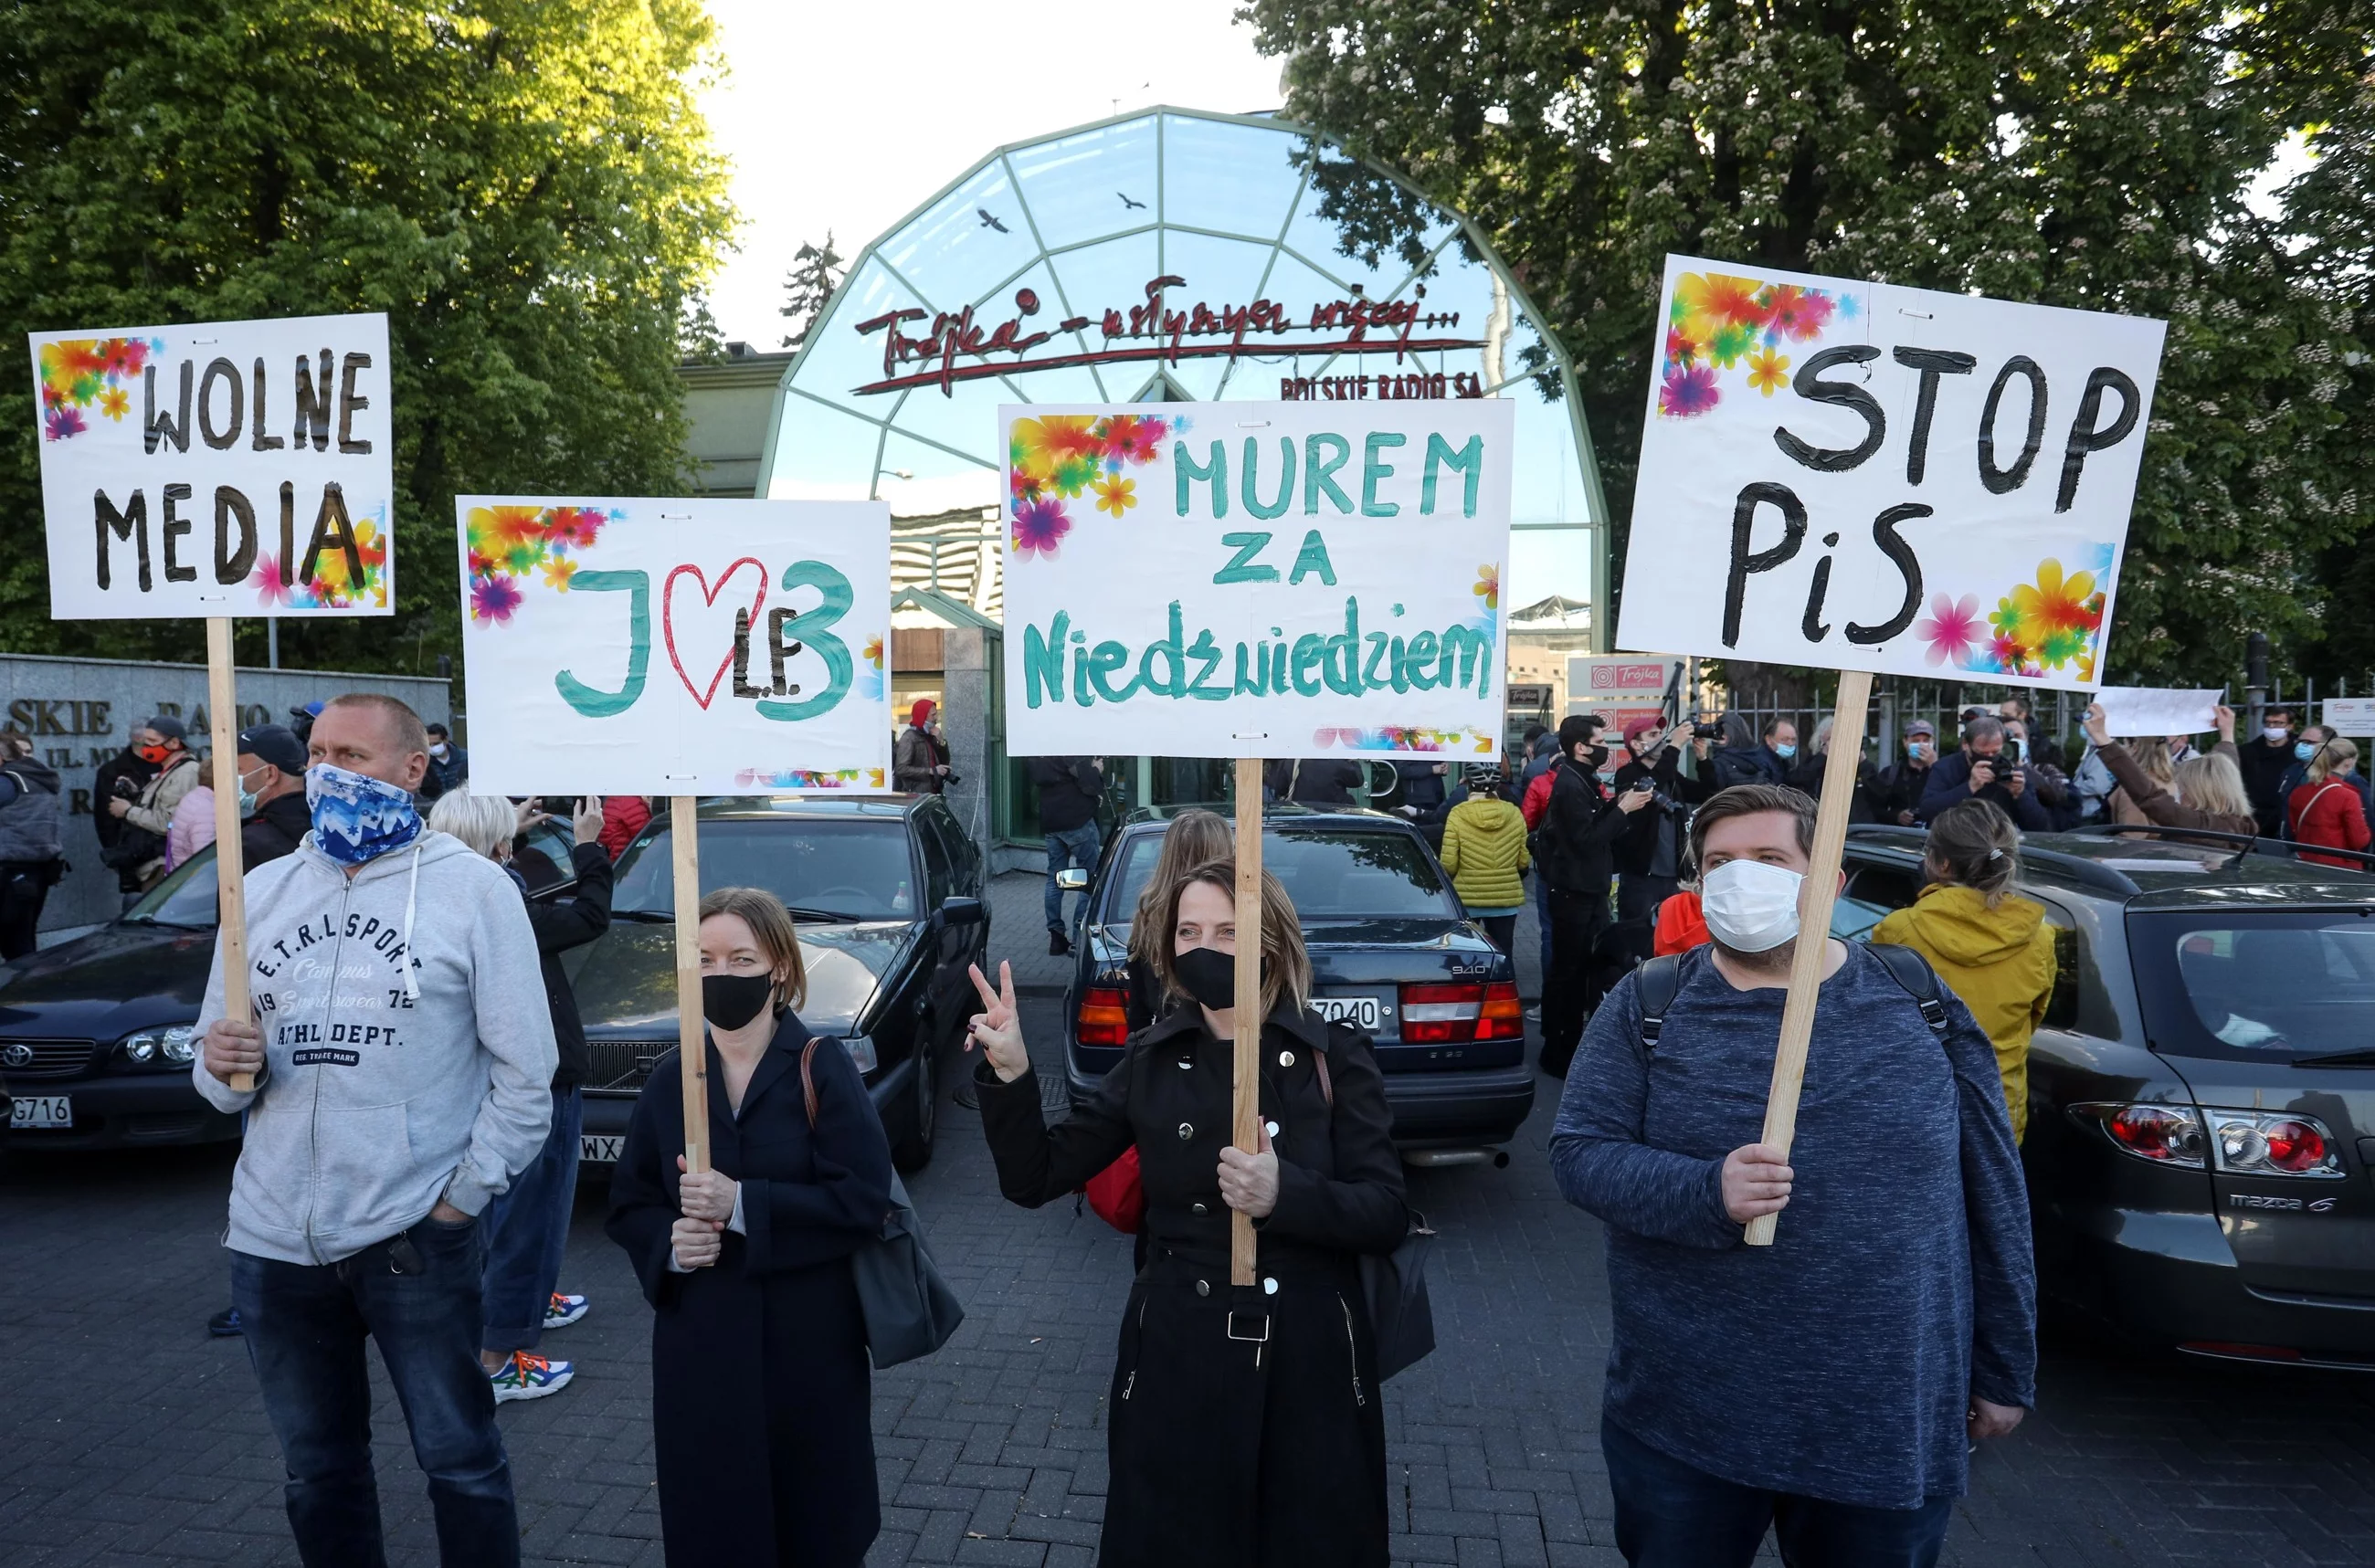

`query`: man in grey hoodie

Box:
[195,693,556,1568]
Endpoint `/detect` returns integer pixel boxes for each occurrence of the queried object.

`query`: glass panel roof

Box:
[765,108,1604,618]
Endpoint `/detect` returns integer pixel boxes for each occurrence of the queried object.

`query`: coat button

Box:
[1191,1202,1209,1215]
[1262,1277,1278,1295]
[1177,1057,1193,1069]
[1177,1122,1194,1141]
[1197,1279,1209,1297]
[1279,1050,1294,1067]
[1265,1120,1280,1138]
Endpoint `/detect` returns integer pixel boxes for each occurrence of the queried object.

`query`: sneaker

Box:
[544,1292,589,1331]
[1049,930,1071,956]
[206,1306,243,1338]
[489,1352,574,1404]
[1522,1005,1542,1023]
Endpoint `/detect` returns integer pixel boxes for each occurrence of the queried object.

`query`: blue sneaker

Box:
[544,1292,589,1330]
[206,1307,242,1338]
[489,1352,573,1404]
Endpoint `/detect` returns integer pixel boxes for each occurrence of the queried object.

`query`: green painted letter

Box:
[1361,432,1407,517]
[1422,433,1483,517]
[554,570,649,718]
[1176,440,1228,517]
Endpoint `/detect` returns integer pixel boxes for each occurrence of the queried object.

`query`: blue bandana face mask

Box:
[306,763,424,867]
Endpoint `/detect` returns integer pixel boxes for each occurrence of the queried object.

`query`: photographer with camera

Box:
[895,699,955,794]
[1611,718,1716,943]
[103,715,202,901]
[1916,715,2050,831]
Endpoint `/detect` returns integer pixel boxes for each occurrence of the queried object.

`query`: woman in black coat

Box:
[607,886,895,1568]
[966,859,1409,1568]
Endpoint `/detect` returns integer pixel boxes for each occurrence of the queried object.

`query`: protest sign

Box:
[1001,399,1515,1279]
[2095,686,2224,738]
[1619,258,2165,689]
[31,313,395,621]
[457,496,891,1169]
[2321,699,2375,737]
[28,311,392,1092]
[454,497,892,797]
[1000,401,1515,760]
[1618,257,2167,1244]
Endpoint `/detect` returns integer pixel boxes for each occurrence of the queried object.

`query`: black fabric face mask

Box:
[1172,944,1241,1011]
[702,973,775,1031]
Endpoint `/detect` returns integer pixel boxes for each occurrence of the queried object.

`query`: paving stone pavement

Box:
[4,874,2374,1566]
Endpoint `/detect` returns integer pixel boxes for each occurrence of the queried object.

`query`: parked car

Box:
[1059,804,1534,1156]
[1835,822,2375,1367]
[0,815,582,1152]
[571,795,989,1173]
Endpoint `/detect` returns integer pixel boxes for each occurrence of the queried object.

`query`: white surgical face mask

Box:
[2263,726,2289,744]
[1700,858,1805,953]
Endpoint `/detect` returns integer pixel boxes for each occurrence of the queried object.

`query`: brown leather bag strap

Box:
[799,1038,819,1128]
[1314,1036,1334,1107]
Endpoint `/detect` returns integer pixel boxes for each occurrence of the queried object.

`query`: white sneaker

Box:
[544,1292,589,1330]
[489,1352,574,1404]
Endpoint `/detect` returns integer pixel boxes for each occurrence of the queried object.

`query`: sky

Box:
[695,0,1287,350]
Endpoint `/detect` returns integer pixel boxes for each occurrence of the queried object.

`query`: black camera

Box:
[1691,721,1726,740]
[2002,738,2023,764]
[111,775,142,802]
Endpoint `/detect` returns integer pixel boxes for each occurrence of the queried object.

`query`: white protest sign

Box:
[455,498,891,795]
[2319,699,2375,738]
[2095,686,2224,738]
[1619,257,2166,689]
[1000,401,1515,759]
[31,313,394,619]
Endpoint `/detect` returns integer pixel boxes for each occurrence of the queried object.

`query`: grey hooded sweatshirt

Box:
[194,829,557,1266]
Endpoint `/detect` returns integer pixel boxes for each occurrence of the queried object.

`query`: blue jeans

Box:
[1044,821,1102,933]
[1531,870,1554,994]
[231,1217,520,1568]
[1602,1416,1950,1568]
[481,1086,581,1355]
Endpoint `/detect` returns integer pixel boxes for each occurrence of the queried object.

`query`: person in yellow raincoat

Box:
[1873,798,2056,1142]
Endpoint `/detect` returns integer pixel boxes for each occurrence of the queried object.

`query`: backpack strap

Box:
[1634,952,1685,1052]
[1865,942,1950,1036]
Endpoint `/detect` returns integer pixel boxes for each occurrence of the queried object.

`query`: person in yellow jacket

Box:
[1440,764,1531,960]
[1873,797,2056,1141]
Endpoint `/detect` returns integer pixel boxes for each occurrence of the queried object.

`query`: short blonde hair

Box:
[427,789,516,859]
[2174,752,2253,820]
[1151,860,1313,1019]
[698,886,808,1014]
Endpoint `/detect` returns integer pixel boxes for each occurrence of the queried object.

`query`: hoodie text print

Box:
[194,830,558,1266]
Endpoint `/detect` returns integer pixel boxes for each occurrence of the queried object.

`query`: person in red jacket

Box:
[598,795,652,861]
[1652,890,1711,956]
[2287,738,2370,869]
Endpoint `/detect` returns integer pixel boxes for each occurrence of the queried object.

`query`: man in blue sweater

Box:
[1551,783,2034,1567]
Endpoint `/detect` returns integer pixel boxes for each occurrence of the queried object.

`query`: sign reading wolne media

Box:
[455,498,892,795]
[30,312,395,620]
[1620,257,2167,687]
[1001,401,1515,758]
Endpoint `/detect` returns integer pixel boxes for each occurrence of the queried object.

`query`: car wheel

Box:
[892,1026,937,1173]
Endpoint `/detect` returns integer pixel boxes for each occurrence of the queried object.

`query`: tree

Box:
[1240,0,2375,687]
[0,0,736,676]
[781,233,846,350]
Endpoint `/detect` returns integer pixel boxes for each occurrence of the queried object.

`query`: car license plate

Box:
[9,1095,71,1130]
[580,1134,622,1164]
[1313,996,1380,1030]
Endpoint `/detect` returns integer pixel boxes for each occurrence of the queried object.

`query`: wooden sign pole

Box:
[1744,668,1872,1247]
[670,795,711,1173]
[208,619,257,1093]
[1230,756,1263,1288]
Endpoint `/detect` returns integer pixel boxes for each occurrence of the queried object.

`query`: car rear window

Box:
[1104,826,1455,922]
[2133,910,2375,1059]
[614,821,916,921]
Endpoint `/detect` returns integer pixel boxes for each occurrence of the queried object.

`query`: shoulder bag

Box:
[1313,1036,1437,1381]
[801,1040,965,1368]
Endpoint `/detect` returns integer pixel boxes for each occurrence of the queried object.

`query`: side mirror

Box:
[1055,868,1090,891]
[937,895,987,928]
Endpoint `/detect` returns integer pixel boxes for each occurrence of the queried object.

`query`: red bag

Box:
[1521,767,1556,829]
[1084,1147,1145,1233]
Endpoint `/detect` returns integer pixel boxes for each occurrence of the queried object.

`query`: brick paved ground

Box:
[5,872,2375,1566]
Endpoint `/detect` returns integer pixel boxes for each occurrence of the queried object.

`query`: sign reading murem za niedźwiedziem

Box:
[1000,401,1515,760]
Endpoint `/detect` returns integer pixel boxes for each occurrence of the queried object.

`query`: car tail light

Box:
[1477,982,1524,1042]
[1400,982,1484,1044]
[2073,1102,2205,1166]
[2208,1110,2345,1179]
[1075,985,1130,1047]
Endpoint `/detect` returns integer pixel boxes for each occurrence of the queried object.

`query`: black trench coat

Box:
[607,1013,896,1568]
[977,1000,1409,1568]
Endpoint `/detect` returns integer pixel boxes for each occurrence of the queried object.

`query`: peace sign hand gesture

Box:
[966,962,1030,1084]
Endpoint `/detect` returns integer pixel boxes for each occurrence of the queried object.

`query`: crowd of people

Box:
[120,675,2365,1568]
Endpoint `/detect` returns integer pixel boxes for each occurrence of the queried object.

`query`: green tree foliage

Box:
[0,0,735,674]
[1241,0,2375,685]
[781,233,846,350]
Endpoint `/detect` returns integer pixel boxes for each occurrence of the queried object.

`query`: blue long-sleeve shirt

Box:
[1549,943,2036,1509]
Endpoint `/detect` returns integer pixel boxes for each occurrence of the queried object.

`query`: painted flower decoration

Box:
[97,385,130,422]
[1012,497,1071,559]
[470,576,523,625]
[1746,349,1790,396]
[1913,593,1983,667]
[863,635,884,670]
[1659,363,1719,417]
[37,336,161,441]
[539,557,577,592]
[1472,564,1499,609]
[42,407,86,442]
[250,556,289,608]
[1092,475,1136,518]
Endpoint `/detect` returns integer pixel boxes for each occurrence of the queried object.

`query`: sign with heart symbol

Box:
[663,558,769,710]
[453,495,891,795]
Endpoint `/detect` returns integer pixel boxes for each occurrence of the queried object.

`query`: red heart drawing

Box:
[662,559,769,710]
